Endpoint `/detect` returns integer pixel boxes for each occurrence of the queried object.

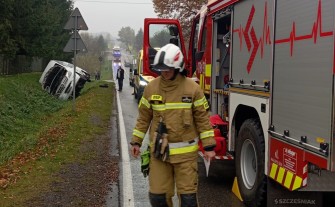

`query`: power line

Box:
[74,0,152,4]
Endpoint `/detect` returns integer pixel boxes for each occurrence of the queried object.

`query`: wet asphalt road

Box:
[114,63,246,207]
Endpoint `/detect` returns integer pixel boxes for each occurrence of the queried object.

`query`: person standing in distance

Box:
[130,44,216,207]
[116,66,124,91]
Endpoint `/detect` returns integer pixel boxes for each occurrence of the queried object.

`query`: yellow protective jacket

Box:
[131,74,216,163]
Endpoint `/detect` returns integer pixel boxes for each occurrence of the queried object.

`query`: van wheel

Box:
[236,118,266,207]
[134,87,137,99]
[137,90,143,104]
[137,94,142,104]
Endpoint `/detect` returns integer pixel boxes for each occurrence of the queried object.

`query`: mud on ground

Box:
[24,118,120,207]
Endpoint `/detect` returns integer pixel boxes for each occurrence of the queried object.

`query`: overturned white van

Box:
[39,60,90,100]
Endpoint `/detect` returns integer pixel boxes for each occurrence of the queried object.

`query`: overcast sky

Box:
[73,0,157,37]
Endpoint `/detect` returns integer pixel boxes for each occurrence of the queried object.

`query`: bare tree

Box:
[152,0,206,42]
[118,27,135,53]
[77,33,108,75]
[134,28,144,53]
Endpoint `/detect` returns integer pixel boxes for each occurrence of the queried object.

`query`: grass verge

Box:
[0,72,115,206]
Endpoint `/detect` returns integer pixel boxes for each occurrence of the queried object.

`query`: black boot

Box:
[149,192,169,207]
[180,193,198,207]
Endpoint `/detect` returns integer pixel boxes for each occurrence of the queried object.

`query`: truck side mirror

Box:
[195,51,204,61]
[169,26,179,36]
[170,37,179,47]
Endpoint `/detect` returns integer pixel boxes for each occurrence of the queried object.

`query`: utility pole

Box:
[63,8,88,111]
[99,53,103,80]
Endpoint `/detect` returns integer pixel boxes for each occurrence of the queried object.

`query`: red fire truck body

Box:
[142,0,335,206]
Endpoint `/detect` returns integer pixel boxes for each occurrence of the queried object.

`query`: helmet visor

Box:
[152,63,175,72]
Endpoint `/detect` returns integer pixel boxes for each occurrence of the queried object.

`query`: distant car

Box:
[39,60,90,100]
[133,70,155,103]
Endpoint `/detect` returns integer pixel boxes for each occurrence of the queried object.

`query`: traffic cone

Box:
[232,177,243,201]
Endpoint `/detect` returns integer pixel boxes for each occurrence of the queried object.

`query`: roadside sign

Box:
[63,31,87,53]
[63,7,88,112]
[64,8,88,30]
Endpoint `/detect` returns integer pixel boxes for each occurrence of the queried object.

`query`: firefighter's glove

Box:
[141,147,150,177]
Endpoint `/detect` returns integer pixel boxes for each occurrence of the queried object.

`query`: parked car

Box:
[39,60,90,100]
[124,61,131,67]
[133,49,158,103]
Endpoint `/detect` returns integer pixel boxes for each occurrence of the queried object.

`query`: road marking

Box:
[117,91,135,207]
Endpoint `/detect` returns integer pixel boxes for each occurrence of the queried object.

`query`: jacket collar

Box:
[159,73,184,92]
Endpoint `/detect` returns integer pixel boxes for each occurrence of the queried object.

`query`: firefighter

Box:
[130,43,216,207]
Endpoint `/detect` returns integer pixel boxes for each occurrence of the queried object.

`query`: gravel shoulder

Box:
[25,128,120,207]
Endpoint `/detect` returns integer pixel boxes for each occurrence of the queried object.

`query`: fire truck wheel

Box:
[236,118,266,207]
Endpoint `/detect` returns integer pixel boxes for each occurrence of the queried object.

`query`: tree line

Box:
[0,0,74,74]
[0,0,112,76]
[0,1,72,60]
[116,0,206,58]
[0,0,206,75]
[116,27,143,56]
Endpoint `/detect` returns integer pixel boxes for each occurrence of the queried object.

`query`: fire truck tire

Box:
[235,118,266,207]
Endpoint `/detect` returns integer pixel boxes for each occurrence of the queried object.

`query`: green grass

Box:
[0,69,115,205]
[0,73,65,164]
[100,62,114,80]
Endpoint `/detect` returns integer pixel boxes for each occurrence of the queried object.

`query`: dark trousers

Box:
[118,79,123,91]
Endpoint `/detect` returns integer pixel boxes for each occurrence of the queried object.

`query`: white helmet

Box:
[153,43,184,72]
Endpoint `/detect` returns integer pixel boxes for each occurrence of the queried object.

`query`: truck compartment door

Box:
[272,0,334,169]
[231,0,274,90]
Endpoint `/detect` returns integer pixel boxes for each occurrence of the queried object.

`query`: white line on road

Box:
[117,91,135,207]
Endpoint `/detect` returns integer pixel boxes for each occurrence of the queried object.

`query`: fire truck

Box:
[143,0,335,206]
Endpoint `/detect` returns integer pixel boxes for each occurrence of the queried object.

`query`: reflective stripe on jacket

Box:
[131,74,216,156]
